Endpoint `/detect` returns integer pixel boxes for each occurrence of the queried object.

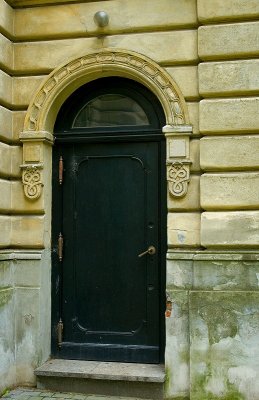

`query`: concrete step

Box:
[35,360,165,400]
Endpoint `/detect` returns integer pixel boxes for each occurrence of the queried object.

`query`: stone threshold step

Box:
[3,388,156,400]
[35,360,165,383]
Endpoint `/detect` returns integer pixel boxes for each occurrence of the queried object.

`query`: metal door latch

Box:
[138,245,156,257]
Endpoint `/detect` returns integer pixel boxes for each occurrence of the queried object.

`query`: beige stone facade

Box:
[1,1,259,399]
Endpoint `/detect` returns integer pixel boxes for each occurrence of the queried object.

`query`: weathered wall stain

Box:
[0,289,12,308]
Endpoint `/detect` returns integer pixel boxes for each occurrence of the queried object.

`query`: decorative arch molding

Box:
[23,48,189,134]
[19,49,192,200]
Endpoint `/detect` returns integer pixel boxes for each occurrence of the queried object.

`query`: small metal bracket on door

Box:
[57,318,64,348]
[58,233,64,262]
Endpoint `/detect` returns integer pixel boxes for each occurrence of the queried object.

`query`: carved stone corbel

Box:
[21,163,43,200]
[19,130,54,201]
[163,125,192,198]
[167,160,190,198]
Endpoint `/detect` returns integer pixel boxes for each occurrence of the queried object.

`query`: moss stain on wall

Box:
[0,289,12,308]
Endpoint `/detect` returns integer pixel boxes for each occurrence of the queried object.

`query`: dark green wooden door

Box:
[52,140,164,363]
[51,77,166,363]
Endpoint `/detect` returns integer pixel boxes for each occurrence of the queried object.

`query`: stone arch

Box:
[22,48,189,134]
[20,49,192,201]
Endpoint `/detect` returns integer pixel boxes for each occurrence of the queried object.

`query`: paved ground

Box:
[1,388,143,400]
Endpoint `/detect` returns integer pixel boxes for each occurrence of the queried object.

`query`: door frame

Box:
[18,49,192,367]
[51,138,167,363]
[51,76,167,362]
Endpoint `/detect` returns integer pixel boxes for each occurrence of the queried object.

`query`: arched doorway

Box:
[19,49,191,374]
[51,77,166,363]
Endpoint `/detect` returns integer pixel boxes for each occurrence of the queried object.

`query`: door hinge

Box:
[57,318,63,348]
[59,155,64,185]
[58,232,63,262]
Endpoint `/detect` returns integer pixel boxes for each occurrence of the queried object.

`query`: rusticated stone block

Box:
[200,98,259,134]
[199,22,259,60]
[0,33,12,71]
[201,211,259,248]
[200,135,259,171]
[0,178,11,212]
[11,180,44,214]
[167,66,198,100]
[12,111,26,142]
[11,216,45,248]
[10,145,22,178]
[199,60,259,97]
[8,0,79,4]
[13,76,45,108]
[0,216,11,248]
[14,30,198,73]
[14,0,197,40]
[168,175,200,211]
[190,139,200,172]
[0,176,45,214]
[0,0,13,37]
[0,69,12,107]
[168,212,201,247]
[187,102,199,135]
[198,0,259,23]
[0,142,22,178]
[200,172,259,210]
[0,143,11,177]
[0,105,12,142]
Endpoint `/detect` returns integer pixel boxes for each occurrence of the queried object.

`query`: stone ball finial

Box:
[94,11,109,27]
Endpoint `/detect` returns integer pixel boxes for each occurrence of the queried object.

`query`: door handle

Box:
[138,245,156,258]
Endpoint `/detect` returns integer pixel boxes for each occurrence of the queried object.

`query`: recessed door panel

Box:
[74,155,146,336]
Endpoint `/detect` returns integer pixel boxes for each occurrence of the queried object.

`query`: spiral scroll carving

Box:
[22,165,43,200]
[168,161,190,198]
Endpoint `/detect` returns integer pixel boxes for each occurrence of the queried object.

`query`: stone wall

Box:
[0,0,200,394]
[0,0,50,392]
[199,2,259,250]
[0,251,50,392]
[2,0,200,247]
[0,0,259,399]
[166,1,259,399]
